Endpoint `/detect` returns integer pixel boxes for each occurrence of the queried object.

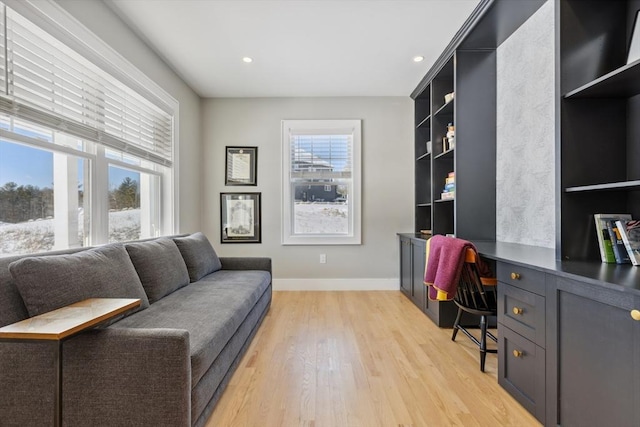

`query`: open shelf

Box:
[434,148,454,160]
[565,180,640,193]
[416,203,432,207]
[564,59,640,99]
[433,99,454,117]
[416,115,431,129]
[434,198,454,203]
[416,152,431,161]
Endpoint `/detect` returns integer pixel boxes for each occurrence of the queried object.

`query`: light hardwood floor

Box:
[206,291,541,427]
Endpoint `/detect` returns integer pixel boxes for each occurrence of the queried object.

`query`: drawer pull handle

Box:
[512,350,523,358]
[512,307,523,315]
[631,310,640,321]
[510,272,521,280]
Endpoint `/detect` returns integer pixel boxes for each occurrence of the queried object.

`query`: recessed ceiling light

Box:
[413,56,424,63]
[242,57,253,63]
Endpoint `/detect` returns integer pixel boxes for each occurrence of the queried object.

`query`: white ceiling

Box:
[106,0,481,98]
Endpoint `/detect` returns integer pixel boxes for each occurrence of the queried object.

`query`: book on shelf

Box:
[594,213,631,263]
[606,219,630,264]
[443,183,455,191]
[615,219,640,266]
[445,177,455,185]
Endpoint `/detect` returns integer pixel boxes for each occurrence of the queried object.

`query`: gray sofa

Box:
[0,232,272,427]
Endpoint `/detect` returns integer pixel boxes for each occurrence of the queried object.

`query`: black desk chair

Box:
[451,248,498,372]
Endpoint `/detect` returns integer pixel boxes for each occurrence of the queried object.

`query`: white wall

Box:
[201,97,413,289]
[496,0,556,248]
[55,0,203,234]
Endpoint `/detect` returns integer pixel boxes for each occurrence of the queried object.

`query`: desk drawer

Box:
[497,262,545,296]
[498,326,545,423]
[498,284,545,346]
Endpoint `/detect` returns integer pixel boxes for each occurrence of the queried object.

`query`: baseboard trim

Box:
[272,278,399,291]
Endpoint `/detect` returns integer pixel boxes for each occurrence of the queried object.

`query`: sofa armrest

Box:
[0,341,59,426]
[219,257,272,274]
[63,327,191,427]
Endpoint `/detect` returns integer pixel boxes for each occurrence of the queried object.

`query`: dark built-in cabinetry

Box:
[559,0,640,261]
[412,0,548,239]
[398,234,458,327]
[476,242,640,427]
[496,261,546,422]
[404,0,546,326]
[401,0,640,425]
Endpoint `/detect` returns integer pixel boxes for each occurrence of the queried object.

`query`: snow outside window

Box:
[108,165,160,243]
[0,2,176,256]
[281,119,361,245]
[0,126,165,256]
[0,137,90,254]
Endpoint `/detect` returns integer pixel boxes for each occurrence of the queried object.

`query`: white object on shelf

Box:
[444,92,455,103]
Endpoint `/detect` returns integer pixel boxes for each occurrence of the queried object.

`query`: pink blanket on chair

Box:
[424,235,475,301]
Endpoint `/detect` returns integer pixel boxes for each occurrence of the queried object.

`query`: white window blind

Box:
[0,5,173,166]
[290,133,352,181]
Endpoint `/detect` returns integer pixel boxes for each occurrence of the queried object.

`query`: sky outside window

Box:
[0,140,138,191]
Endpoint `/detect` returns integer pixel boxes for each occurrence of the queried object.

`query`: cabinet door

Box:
[498,325,545,422]
[399,237,412,297]
[411,240,426,311]
[550,277,640,427]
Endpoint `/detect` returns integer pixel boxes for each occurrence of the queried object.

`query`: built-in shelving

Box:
[416,115,431,128]
[434,198,454,203]
[409,0,544,242]
[414,85,432,233]
[564,59,640,99]
[434,148,454,160]
[565,180,640,193]
[559,0,640,262]
[433,100,454,117]
[554,4,640,425]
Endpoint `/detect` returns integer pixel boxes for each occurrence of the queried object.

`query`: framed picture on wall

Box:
[225,146,257,186]
[220,192,261,243]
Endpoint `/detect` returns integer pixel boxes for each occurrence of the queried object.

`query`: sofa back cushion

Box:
[173,232,222,282]
[0,247,101,327]
[125,238,190,303]
[9,244,149,317]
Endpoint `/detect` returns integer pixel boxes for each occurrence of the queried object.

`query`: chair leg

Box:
[480,315,487,372]
[451,307,463,341]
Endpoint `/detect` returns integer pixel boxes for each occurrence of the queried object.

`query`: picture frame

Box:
[220,192,261,243]
[225,146,257,186]
[628,10,640,64]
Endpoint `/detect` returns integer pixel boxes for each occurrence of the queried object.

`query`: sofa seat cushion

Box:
[9,244,150,318]
[125,238,190,303]
[111,269,271,387]
[173,232,222,282]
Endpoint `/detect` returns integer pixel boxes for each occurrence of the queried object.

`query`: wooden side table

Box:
[0,298,141,427]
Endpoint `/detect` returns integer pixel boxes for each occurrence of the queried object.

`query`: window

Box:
[281,119,361,245]
[0,138,89,254]
[0,2,177,256]
[107,164,161,243]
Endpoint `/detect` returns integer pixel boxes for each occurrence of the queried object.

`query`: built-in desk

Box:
[473,241,640,426]
[398,236,640,425]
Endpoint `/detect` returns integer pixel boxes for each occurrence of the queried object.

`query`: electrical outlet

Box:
[320,254,326,264]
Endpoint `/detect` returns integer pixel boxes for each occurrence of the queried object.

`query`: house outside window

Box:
[281,119,361,245]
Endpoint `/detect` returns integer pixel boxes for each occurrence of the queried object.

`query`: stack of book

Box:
[441,172,455,200]
[594,213,640,265]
